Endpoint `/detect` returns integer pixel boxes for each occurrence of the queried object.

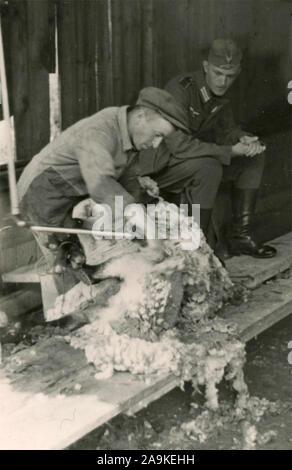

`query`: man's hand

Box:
[240,135,265,156]
[232,136,266,158]
[231,142,251,157]
[239,136,259,145]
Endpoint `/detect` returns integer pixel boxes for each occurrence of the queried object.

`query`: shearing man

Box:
[17,87,190,303]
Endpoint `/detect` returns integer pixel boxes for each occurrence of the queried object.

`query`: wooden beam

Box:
[2,261,44,283]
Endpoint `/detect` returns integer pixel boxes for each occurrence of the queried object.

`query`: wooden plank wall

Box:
[2,0,291,156]
[57,0,99,129]
[54,0,291,210]
[0,0,53,278]
[152,0,291,125]
[1,0,53,161]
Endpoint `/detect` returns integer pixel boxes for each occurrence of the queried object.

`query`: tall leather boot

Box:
[228,188,277,258]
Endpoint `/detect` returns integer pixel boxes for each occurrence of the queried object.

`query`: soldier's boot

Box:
[228,188,277,258]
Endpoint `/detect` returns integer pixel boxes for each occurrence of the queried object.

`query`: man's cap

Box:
[136,87,190,132]
[208,39,242,70]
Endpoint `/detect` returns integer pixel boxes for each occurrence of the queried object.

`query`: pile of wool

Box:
[154,201,234,322]
[85,252,185,341]
[67,321,186,380]
[177,317,247,409]
[48,178,248,410]
[138,176,235,317]
[96,199,235,335]
[44,249,185,337]
[47,181,235,329]
[68,315,247,411]
[110,270,184,341]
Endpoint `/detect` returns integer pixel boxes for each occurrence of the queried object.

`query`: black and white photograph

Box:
[0,0,291,453]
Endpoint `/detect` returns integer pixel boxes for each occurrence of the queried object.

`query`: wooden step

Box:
[225,231,292,289]
[1,260,47,283]
[1,277,292,450]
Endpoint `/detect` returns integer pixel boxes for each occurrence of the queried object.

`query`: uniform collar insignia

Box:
[189,106,200,116]
[200,86,210,103]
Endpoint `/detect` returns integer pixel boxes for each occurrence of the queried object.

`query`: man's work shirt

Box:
[164,70,248,166]
[17,106,136,226]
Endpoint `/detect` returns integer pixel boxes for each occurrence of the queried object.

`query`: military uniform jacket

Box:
[164,70,249,166]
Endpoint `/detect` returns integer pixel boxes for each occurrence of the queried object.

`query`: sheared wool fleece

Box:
[49,177,248,409]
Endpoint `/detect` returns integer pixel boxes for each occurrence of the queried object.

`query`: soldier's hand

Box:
[244,141,265,157]
[232,141,265,158]
[239,135,266,157]
[240,135,259,145]
[231,142,250,157]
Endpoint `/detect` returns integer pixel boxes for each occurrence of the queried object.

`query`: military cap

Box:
[136,87,190,132]
[208,39,242,70]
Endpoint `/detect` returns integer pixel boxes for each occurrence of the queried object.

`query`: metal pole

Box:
[0,13,19,215]
[28,224,133,239]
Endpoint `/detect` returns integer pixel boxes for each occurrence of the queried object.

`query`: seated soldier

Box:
[136,39,276,259]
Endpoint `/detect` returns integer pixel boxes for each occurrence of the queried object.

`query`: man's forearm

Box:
[165,130,233,166]
[89,176,136,209]
[216,127,253,146]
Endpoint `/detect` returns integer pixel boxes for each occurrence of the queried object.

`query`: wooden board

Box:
[224,278,292,342]
[57,0,99,129]
[225,232,292,289]
[2,261,46,283]
[3,0,51,160]
[1,277,292,450]
[0,367,179,450]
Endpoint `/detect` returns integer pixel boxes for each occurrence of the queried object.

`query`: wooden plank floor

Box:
[223,278,292,342]
[225,232,292,289]
[1,234,292,450]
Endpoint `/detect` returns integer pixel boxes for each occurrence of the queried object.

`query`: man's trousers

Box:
[119,141,266,209]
